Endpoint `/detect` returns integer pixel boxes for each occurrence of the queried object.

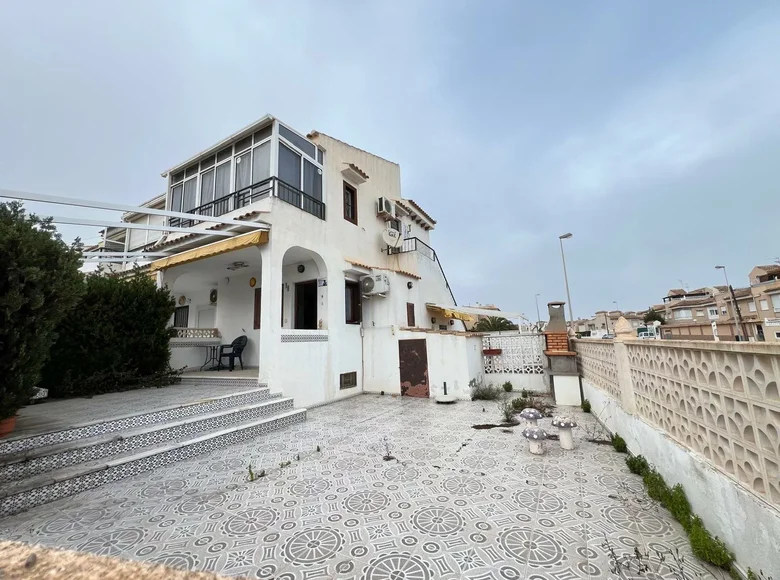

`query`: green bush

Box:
[521,389,529,398]
[625,454,649,475]
[0,203,84,420]
[611,433,628,453]
[470,380,502,401]
[689,516,734,569]
[581,399,591,413]
[643,467,671,503]
[668,484,693,531]
[511,397,525,410]
[502,381,513,393]
[40,272,177,398]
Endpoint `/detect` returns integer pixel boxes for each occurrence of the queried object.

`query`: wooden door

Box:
[398,339,429,397]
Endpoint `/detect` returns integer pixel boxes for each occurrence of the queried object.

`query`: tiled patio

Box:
[0,395,716,579]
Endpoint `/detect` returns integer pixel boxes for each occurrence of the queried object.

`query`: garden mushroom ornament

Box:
[522,426,548,455]
[552,415,578,450]
[519,407,543,425]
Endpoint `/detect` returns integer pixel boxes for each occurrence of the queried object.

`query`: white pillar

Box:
[258,244,282,387]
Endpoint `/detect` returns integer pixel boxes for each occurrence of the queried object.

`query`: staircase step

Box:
[0,408,307,517]
[179,376,264,388]
[0,398,295,483]
[0,388,273,457]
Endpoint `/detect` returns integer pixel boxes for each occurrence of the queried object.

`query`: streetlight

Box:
[715,265,746,340]
[613,300,619,312]
[559,233,574,323]
[535,293,541,327]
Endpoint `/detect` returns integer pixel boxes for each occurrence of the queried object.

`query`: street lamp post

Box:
[559,233,574,324]
[715,265,747,340]
[613,300,619,312]
[535,293,541,328]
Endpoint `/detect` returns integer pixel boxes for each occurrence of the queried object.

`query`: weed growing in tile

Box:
[610,433,628,453]
[469,379,502,400]
[247,463,256,482]
[623,454,736,571]
[382,437,396,461]
[603,534,704,580]
[502,381,513,392]
[497,398,518,424]
[625,454,649,475]
[581,399,591,413]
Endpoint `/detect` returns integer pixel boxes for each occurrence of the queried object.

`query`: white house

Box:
[110,115,486,407]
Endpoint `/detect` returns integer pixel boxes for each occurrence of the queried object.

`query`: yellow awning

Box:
[149,230,269,272]
[426,304,475,322]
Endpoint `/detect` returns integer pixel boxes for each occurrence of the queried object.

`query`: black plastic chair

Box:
[218,335,248,371]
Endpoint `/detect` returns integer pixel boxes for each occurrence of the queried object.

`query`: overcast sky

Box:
[2,1,779,320]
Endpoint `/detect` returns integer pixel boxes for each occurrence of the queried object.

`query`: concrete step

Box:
[0,408,307,517]
[0,388,274,457]
[0,397,295,483]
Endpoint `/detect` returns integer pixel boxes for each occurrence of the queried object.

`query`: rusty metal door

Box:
[398,339,429,397]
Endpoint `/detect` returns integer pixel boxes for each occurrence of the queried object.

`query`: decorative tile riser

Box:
[0,389,272,456]
[0,399,295,483]
[0,410,307,517]
[178,378,264,388]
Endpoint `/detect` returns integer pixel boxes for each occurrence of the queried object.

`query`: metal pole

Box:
[535,294,541,328]
[559,238,574,323]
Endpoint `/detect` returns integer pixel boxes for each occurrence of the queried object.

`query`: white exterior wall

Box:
[159,122,471,408]
[582,381,779,575]
[215,269,261,368]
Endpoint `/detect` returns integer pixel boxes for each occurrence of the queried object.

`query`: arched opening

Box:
[280,246,328,329]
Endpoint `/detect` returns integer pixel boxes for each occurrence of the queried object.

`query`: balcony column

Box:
[613,317,637,414]
[258,243,282,388]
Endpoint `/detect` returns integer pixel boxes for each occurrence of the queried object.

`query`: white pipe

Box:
[0,189,270,230]
[48,216,235,237]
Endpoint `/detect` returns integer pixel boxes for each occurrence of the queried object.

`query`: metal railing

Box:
[169,177,325,228]
[387,237,457,305]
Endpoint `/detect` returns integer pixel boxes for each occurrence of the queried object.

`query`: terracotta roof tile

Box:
[347,163,369,180]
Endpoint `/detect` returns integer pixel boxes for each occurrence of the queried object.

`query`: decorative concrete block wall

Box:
[573,337,780,573]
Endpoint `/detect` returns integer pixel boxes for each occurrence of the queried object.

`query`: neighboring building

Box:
[100,115,485,406]
[748,265,780,342]
[575,310,642,337]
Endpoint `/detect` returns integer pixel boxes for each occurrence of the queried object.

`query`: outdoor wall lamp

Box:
[297,264,305,273]
[407,281,413,289]
[431,317,436,324]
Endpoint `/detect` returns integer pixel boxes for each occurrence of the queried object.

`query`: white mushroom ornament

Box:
[552,415,578,450]
[519,408,543,425]
[522,426,548,455]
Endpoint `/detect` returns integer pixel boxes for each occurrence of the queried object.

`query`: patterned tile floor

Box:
[12,383,254,438]
[0,395,717,579]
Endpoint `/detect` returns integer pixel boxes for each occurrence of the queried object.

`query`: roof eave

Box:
[161,114,275,178]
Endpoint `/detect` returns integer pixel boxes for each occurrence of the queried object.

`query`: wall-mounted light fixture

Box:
[431,317,436,324]
[407,281,413,289]
[297,264,305,273]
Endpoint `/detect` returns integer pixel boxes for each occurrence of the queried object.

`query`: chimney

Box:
[544,301,573,354]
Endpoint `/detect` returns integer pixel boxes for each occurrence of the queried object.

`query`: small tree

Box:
[473,316,517,332]
[0,202,84,420]
[643,308,665,324]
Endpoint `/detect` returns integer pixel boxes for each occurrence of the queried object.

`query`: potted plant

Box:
[0,202,84,437]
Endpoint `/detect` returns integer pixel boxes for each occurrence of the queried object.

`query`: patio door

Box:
[398,339,429,398]
[295,280,318,329]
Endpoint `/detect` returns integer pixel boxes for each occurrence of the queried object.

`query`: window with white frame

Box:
[169,125,273,213]
[761,299,769,311]
[707,308,718,319]
[772,294,780,311]
[749,302,757,312]
[675,309,692,320]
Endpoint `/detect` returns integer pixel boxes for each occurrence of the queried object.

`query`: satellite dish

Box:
[381,228,403,248]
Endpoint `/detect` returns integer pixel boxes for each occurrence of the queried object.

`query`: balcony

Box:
[169,177,325,228]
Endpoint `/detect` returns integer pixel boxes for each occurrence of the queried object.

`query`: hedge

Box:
[40,272,176,397]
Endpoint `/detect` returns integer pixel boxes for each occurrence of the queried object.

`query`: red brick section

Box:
[543,331,576,356]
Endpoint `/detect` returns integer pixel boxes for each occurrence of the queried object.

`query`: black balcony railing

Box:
[169,177,325,228]
[387,237,457,305]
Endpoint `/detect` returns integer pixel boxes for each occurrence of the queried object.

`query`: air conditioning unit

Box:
[361,273,390,296]
[377,197,395,219]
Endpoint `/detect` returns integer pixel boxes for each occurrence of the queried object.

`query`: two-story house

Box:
[113,115,483,406]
